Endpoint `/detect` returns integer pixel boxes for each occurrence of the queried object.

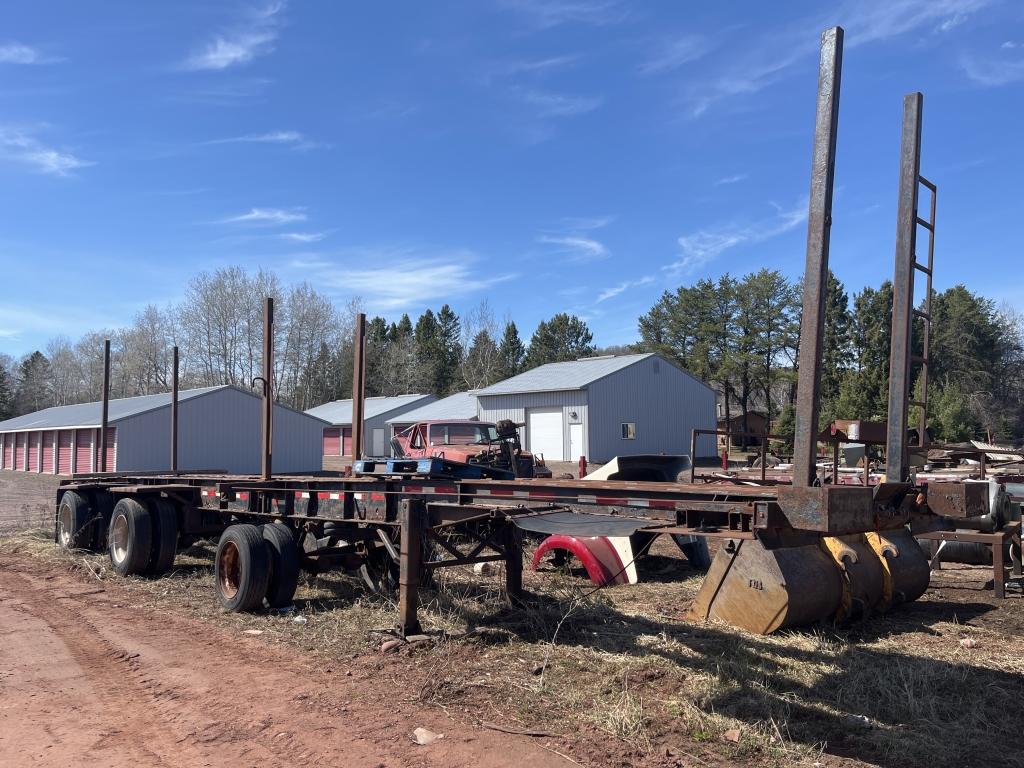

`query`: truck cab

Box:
[393,420,551,478]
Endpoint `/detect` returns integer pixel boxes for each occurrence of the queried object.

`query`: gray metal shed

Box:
[306,394,436,457]
[0,385,328,475]
[475,353,716,463]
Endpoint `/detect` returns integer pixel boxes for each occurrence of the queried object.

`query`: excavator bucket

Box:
[687,529,932,634]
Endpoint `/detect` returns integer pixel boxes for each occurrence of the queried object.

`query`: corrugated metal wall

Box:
[41,430,54,473]
[114,387,324,474]
[477,390,588,462]
[57,430,73,474]
[586,355,716,461]
[74,429,93,473]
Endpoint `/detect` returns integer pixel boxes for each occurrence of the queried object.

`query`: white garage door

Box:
[527,407,564,461]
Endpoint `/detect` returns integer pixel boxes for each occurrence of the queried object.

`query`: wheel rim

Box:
[110,514,129,564]
[218,541,241,599]
[57,505,72,548]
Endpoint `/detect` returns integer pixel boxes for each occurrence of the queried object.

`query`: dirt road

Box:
[0,556,577,768]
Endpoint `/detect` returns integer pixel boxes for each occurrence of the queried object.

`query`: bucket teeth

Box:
[688,529,932,634]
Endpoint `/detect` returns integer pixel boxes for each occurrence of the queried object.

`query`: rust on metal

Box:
[261,297,274,481]
[793,26,843,488]
[351,313,367,460]
[925,481,990,518]
[171,345,179,472]
[99,338,111,472]
[886,92,923,482]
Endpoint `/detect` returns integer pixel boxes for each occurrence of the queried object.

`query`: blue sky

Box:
[1,0,1022,356]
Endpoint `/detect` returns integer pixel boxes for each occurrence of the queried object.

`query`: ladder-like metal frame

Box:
[886,92,937,481]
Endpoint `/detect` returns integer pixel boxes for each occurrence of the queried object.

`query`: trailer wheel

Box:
[215,524,270,612]
[56,491,93,550]
[146,499,179,575]
[108,498,153,576]
[359,531,435,595]
[262,523,300,608]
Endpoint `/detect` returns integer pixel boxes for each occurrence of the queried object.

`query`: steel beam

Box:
[99,339,111,472]
[261,297,274,481]
[351,313,367,460]
[171,345,179,472]
[886,93,923,482]
[793,26,843,487]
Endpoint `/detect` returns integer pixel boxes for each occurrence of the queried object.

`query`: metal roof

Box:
[385,391,479,424]
[0,385,230,432]
[476,353,659,396]
[305,393,436,425]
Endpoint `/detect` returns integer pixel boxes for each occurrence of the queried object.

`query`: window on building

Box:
[621,422,636,440]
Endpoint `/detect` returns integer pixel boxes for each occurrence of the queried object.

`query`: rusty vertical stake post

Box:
[793,26,844,488]
[171,345,179,472]
[689,429,698,483]
[99,339,111,472]
[832,441,840,485]
[504,521,524,604]
[397,499,424,637]
[886,93,923,483]
[351,313,367,460]
[760,434,768,482]
[261,297,274,481]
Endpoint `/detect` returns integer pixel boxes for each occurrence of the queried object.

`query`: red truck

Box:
[392,419,552,478]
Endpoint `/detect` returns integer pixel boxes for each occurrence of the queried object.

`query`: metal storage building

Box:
[306,394,436,458]
[386,391,480,438]
[475,353,716,463]
[0,385,327,475]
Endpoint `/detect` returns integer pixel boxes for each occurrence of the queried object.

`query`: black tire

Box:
[672,534,712,571]
[262,523,300,608]
[56,491,93,550]
[108,498,153,576]
[359,531,436,595]
[146,499,179,575]
[215,524,270,612]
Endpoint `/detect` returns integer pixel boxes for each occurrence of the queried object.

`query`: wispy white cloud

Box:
[496,55,581,78]
[685,0,990,117]
[279,231,326,243]
[0,126,92,176]
[537,234,609,260]
[666,199,807,275]
[1002,41,1019,49]
[204,130,324,150]
[961,50,1024,86]
[715,173,748,186]
[498,0,628,29]
[639,35,713,75]
[182,1,286,71]
[597,276,654,302]
[0,42,61,65]
[290,248,516,311]
[516,88,604,118]
[221,207,306,225]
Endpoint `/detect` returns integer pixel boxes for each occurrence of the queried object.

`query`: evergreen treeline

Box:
[637,269,1024,443]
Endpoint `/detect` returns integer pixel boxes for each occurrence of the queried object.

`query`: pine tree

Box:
[436,305,463,395]
[0,361,14,420]
[524,314,594,368]
[497,322,525,380]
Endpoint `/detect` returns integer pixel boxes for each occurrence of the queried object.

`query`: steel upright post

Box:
[885,93,923,483]
[793,26,843,487]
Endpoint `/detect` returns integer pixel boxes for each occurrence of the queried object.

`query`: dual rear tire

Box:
[107,497,179,577]
[214,523,300,612]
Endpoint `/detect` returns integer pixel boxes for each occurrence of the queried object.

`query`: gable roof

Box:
[305,393,436,425]
[0,385,230,432]
[476,353,657,396]
[385,391,479,424]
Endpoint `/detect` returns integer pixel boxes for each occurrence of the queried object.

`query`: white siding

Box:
[586,355,716,461]
[477,390,588,462]
[114,388,325,474]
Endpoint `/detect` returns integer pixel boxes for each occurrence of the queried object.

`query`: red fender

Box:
[532,535,628,586]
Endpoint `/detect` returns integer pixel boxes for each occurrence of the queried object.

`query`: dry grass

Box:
[2,529,1022,768]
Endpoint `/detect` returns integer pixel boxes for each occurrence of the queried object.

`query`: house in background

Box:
[0,385,327,475]
[474,353,716,463]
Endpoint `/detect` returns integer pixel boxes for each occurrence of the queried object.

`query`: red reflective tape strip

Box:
[317,492,331,500]
[237,492,249,501]
[596,497,627,506]
[403,484,423,493]
[649,499,675,510]
[489,488,513,496]
[294,491,310,499]
[370,492,386,502]
[201,489,217,497]
[435,485,457,495]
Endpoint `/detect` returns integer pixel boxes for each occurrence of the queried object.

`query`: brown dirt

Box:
[0,553,598,768]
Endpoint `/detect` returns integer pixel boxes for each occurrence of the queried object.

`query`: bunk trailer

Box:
[54,467,990,636]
